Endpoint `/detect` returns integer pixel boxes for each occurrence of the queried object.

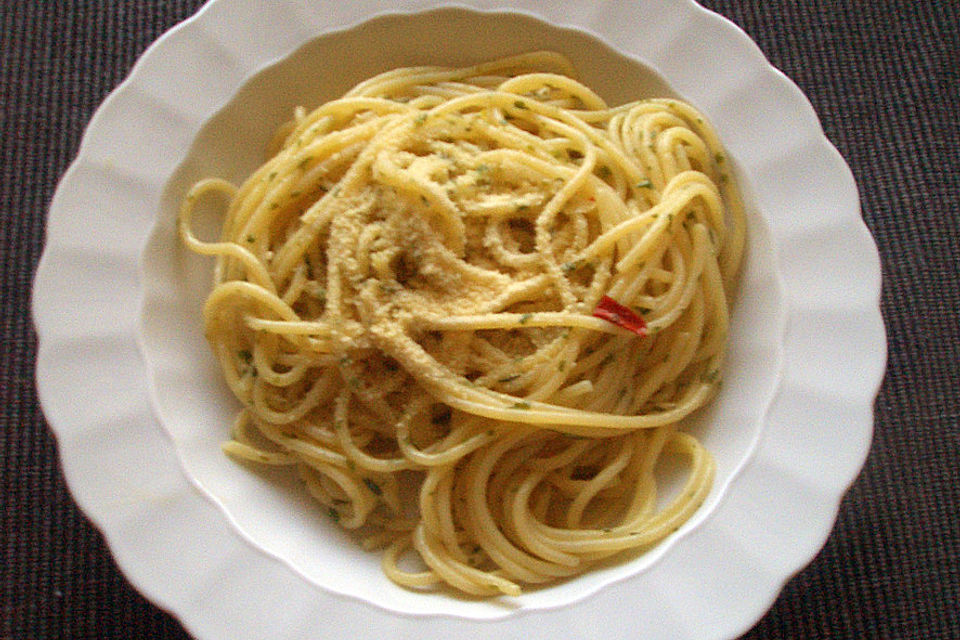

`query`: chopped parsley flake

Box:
[363,478,382,496]
[701,369,720,383]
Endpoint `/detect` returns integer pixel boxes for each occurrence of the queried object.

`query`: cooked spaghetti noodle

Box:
[179,52,744,596]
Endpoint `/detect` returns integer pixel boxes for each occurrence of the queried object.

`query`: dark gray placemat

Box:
[2,1,958,638]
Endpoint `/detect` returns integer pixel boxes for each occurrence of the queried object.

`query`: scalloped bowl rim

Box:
[32,1,885,639]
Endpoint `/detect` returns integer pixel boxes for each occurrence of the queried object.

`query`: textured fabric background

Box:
[2,1,958,638]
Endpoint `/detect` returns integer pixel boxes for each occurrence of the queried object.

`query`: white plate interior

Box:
[139,8,784,619]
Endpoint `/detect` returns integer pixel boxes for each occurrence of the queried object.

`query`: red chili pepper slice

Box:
[592,295,647,337]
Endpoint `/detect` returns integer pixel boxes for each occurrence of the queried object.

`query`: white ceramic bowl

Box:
[33,2,885,639]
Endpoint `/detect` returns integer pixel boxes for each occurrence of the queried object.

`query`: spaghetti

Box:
[179,52,744,596]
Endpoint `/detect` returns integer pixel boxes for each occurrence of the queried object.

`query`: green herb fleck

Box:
[561,260,582,273]
[598,165,612,178]
[414,114,427,126]
[519,313,533,324]
[636,179,653,189]
[715,153,725,164]
[498,374,521,383]
[245,235,255,244]
[327,507,340,522]
[513,100,528,110]
[378,281,400,294]
[238,350,252,364]
[509,401,531,410]
[363,478,382,496]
